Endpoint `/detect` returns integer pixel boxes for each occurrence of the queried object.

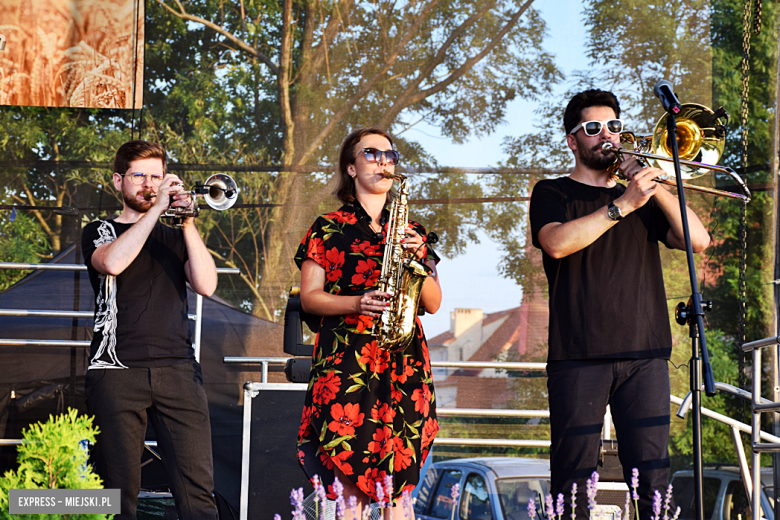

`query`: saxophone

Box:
[372,170,432,353]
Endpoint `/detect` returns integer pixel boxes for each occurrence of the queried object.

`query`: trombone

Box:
[601,104,751,203]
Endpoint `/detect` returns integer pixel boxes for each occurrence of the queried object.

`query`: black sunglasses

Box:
[361,148,400,165]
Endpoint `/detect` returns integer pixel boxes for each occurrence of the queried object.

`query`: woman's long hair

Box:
[334,127,395,205]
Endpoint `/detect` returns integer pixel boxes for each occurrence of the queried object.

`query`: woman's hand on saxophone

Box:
[355,291,391,317]
[402,226,427,260]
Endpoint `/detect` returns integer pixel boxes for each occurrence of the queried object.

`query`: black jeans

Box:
[547,358,671,520]
[85,362,218,520]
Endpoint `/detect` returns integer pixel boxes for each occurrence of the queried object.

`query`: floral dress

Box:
[294,202,440,502]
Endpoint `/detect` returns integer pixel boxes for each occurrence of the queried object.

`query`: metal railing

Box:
[0,262,240,360]
[227,356,780,450]
[231,357,780,520]
[741,335,780,520]
[0,261,241,447]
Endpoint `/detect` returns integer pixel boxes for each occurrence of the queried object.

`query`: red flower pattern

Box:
[421,418,439,449]
[350,239,381,256]
[351,259,380,287]
[392,437,414,472]
[370,401,396,424]
[293,208,438,502]
[328,210,358,225]
[312,370,341,405]
[331,449,355,476]
[357,468,388,499]
[391,385,402,405]
[367,426,394,458]
[306,236,325,266]
[411,383,431,416]
[391,356,414,383]
[324,247,345,282]
[358,341,390,373]
[345,313,373,333]
[328,402,365,437]
[299,406,314,440]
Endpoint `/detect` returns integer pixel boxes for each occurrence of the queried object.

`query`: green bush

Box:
[0,408,111,520]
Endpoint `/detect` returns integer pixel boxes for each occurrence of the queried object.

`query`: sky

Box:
[414,1,588,337]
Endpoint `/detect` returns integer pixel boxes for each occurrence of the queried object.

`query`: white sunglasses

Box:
[569,119,624,136]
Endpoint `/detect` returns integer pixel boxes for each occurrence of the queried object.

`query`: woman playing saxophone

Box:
[295,127,442,518]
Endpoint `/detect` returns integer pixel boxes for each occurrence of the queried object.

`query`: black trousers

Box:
[547,358,671,520]
[85,362,218,520]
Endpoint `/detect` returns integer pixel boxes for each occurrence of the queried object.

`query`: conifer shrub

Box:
[0,408,111,520]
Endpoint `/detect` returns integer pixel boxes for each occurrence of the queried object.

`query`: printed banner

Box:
[0,0,144,108]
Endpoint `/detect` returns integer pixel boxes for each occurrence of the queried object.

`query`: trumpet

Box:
[144,173,239,225]
[601,104,751,203]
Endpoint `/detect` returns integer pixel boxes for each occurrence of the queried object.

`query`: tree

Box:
[137,0,562,319]
[497,0,779,467]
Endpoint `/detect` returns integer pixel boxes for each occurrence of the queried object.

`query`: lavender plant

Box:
[290,487,304,520]
[652,490,662,520]
[401,489,412,519]
[450,482,460,520]
[586,471,600,512]
[570,483,577,520]
[333,478,346,519]
[525,469,682,520]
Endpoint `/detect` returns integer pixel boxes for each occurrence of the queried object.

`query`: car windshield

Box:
[496,478,549,520]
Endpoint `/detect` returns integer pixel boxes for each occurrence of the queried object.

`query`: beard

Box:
[577,139,616,171]
[122,186,154,213]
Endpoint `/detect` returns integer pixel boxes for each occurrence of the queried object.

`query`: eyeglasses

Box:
[123,172,164,186]
[361,148,401,165]
[569,119,624,136]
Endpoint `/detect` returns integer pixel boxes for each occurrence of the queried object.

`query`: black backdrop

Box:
[0,243,301,513]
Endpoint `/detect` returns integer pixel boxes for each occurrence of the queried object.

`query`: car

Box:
[670,465,775,520]
[412,456,647,520]
[413,457,550,520]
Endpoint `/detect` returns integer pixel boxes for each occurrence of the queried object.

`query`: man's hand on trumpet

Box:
[145,174,193,215]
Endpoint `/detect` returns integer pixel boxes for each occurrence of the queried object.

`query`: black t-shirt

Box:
[529,177,673,361]
[81,219,193,369]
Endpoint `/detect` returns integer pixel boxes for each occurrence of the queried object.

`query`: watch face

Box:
[608,203,622,220]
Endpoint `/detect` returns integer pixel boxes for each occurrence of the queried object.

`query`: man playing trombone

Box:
[530,89,710,519]
[81,140,218,519]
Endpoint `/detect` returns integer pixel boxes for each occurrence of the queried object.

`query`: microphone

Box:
[653,80,682,115]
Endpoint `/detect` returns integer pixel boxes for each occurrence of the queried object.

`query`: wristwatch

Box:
[607,201,623,221]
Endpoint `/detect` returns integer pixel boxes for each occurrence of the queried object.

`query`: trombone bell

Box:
[602,102,749,202]
[650,104,726,180]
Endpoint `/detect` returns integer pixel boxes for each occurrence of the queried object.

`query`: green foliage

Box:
[0,408,110,520]
[0,208,52,291]
[133,0,564,318]
[495,0,779,467]
[669,329,743,469]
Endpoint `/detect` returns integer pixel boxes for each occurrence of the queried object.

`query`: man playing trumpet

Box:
[81,140,218,519]
[530,89,710,519]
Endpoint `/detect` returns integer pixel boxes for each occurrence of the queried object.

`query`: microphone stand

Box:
[666,112,717,520]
